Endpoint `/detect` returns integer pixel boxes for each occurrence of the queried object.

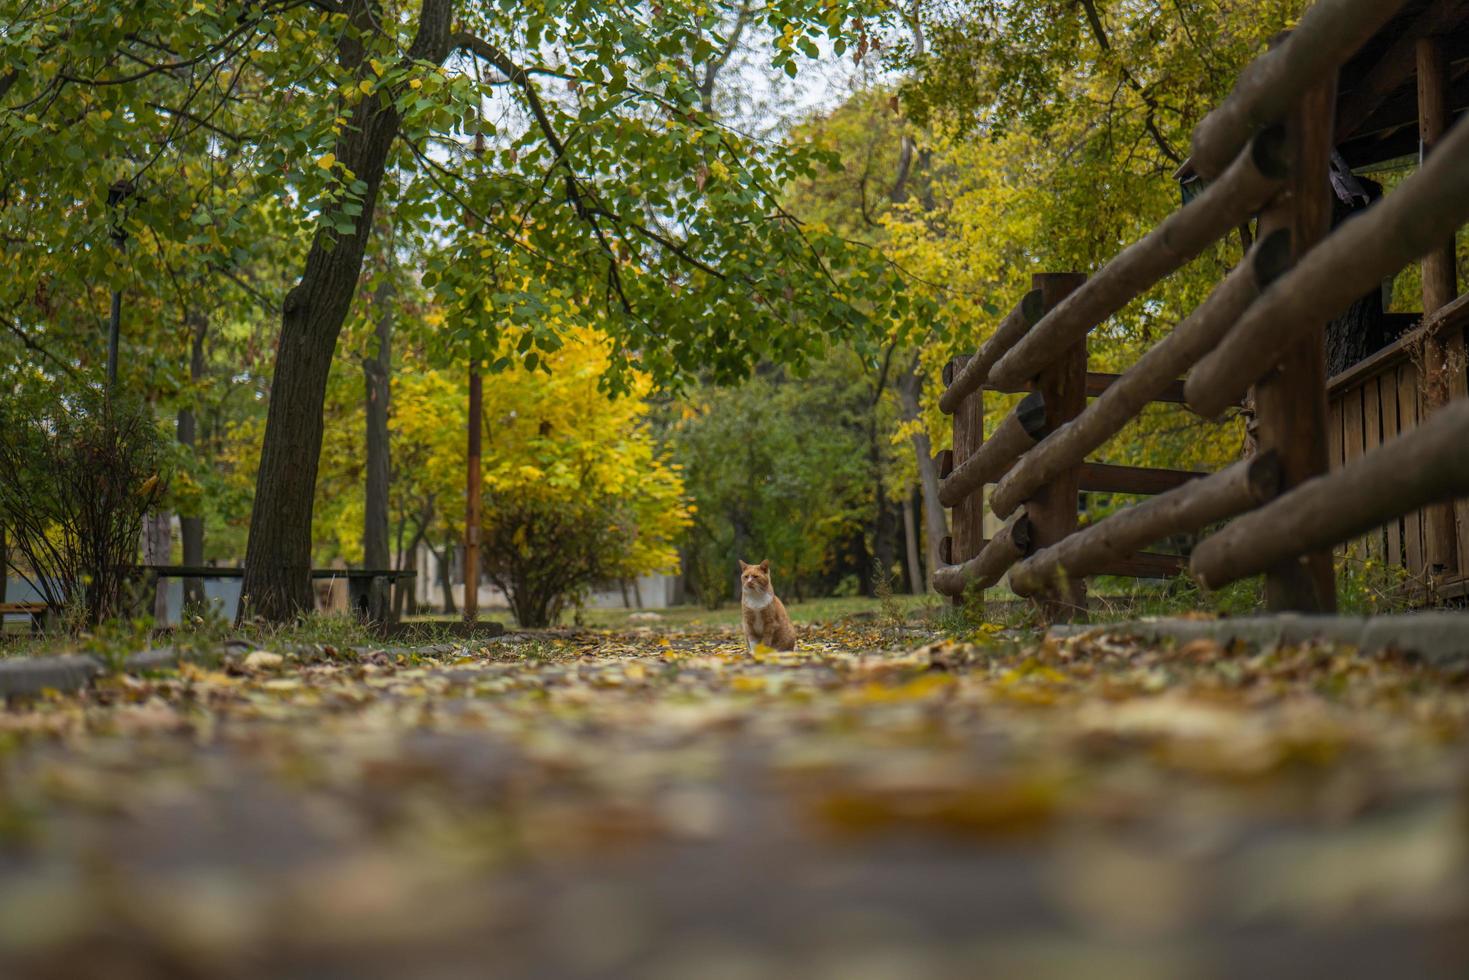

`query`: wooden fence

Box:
[932,0,1469,618]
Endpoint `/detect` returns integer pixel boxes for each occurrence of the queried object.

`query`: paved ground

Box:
[2,621,1468,978]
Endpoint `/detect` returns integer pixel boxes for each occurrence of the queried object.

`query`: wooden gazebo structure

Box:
[1326,0,1469,597]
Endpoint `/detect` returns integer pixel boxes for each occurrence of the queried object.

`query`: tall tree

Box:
[3,0,924,622]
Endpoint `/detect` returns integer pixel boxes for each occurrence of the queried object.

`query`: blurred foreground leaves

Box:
[2,621,1469,977]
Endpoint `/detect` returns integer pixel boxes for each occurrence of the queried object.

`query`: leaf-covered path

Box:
[3,621,1469,978]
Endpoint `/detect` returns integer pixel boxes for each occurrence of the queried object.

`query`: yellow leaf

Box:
[317,152,337,170]
[242,651,284,672]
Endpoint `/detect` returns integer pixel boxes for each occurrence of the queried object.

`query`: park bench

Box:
[0,601,49,633]
[141,566,417,622]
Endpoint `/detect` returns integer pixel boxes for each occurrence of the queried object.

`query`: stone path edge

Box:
[0,635,521,699]
[1048,612,1469,665]
[0,647,189,699]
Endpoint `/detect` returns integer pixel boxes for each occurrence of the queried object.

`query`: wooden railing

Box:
[932,0,1469,619]
[1324,296,1469,596]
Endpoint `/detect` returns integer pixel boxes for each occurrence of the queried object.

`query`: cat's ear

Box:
[758,560,770,572]
[738,559,749,571]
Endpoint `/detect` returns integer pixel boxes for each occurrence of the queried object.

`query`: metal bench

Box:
[141,566,417,622]
[0,601,49,632]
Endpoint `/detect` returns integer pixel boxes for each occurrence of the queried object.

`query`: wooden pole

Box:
[946,355,985,607]
[988,130,1287,390]
[1252,66,1338,613]
[1192,402,1469,590]
[464,365,482,622]
[938,290,1044,414]
[1027,273,1088,622]
[1419,37,1460,315]
[1417,35,1465,581]
[1188,0,1408,179]
[1184,111,1469,418]
[1009,453,1281,597]
[990,229,1292,519]
[932,509,1033,596]
[937,392,1046,507]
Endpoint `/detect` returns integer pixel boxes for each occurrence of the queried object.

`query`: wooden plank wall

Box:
[1328,365,1432,580]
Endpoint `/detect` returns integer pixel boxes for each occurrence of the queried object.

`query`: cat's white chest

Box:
[743,591,772,645]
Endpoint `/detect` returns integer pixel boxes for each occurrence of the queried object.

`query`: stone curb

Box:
[0,647,186,699]
[1049,612,1469,665]
[0,655,105,698]
[0,635,502,699]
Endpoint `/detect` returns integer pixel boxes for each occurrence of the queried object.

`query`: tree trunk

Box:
[238,0,452,623]
[363,257,394,623]
[896,361,944,592]
[901,489,922,595]
[436,543,458,615]
[730,508,752,598]
[143,511,171,623]
[178,310,207,609]
[867,384,897,596]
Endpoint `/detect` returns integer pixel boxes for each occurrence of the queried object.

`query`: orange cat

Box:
[739,559,796,653]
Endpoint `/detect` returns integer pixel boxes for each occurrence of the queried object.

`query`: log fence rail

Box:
[931,0,1469,618]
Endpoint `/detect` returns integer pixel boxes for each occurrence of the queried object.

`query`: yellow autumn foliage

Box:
[227,325,689,584]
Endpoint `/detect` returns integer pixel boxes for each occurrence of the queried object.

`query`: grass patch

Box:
[407,595,946,631]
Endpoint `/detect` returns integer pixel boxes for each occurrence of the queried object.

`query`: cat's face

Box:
[738,559,772,596]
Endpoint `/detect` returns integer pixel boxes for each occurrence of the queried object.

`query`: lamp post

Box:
[105,179,133,392]
[464,364,481,622]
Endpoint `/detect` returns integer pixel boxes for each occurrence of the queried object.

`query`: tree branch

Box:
[450,31,566,158]
[145,101,249,142]
[1076,0,1182,165]
[2,315,78,378]
[698,0,754,115]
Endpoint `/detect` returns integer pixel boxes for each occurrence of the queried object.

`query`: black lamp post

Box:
[105,178,133,391]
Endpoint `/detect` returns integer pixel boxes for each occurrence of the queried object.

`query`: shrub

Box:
[0,389,166,625]
[469,329,689,628]
[481,494,639,628]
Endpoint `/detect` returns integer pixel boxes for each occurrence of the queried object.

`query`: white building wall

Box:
[413,547,677,613]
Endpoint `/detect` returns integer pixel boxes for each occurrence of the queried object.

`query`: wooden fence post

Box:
[1417,35,1466,583]
[1253,60,1338,613]
[1028,272,1088,622]
[947,355,985,608]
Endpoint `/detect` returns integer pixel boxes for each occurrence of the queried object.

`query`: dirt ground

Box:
[2,620,1468,978]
